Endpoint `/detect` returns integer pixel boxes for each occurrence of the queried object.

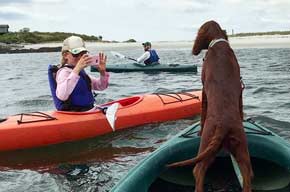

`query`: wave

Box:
[247,115,290,135]
[279,102,290,108]
[252,86,278,94]
[15,98,52,107]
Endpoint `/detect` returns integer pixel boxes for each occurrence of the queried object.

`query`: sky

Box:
[0,0,290,42]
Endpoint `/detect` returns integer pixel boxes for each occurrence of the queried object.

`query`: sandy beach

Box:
[23,35,290,50]
[229,35,290,49]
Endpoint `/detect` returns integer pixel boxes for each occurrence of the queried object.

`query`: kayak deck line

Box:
[180,118,273,139]
[153,92,200,105]
[16,112,57,124]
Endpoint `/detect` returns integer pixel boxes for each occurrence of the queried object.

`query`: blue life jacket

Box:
[48,64,94,111]
[144,49,160,65]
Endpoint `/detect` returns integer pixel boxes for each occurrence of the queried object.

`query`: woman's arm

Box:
[55,68,80,101]
[90,72,110,90]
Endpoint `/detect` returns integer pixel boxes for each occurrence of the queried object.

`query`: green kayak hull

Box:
[91,63,197,73]
[111,119,290,192]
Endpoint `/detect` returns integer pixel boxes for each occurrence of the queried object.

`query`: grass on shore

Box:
[0,32,101,44]
[229,31,290,37]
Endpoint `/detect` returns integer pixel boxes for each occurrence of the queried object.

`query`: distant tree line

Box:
[229,30,290,37]
[0,30,137,44]
[0,31,102,44]
[123,39,136,43]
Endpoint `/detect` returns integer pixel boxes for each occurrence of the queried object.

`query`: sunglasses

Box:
[72,51,88,58]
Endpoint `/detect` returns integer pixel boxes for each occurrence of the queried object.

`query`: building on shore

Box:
[0,25,9,34]
[20,27,30,32]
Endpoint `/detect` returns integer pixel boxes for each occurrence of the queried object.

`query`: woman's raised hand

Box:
[74,54,91,73]
[97,52,107,76]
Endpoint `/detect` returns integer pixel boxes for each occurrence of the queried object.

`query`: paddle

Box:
[111,51,137,62]
[95,103,119,131]
[230,154,243,188]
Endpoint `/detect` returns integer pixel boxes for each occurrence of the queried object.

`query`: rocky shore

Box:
[0,43,61,54]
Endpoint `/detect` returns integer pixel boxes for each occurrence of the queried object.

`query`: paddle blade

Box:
[111,51,126,59]
[105,103,119,131]
[111,51,137,62]
[230,154,243,187]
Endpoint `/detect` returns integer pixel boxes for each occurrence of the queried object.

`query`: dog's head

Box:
[192,20,228,55]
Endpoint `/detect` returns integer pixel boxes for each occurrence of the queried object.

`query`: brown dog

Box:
[167,20,253,192]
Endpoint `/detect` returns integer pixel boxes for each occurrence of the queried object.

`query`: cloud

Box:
[177,24,200,32]
[0,0,32,20]
[1,0,290,41]
[0,0,64,5]
[0,9,29,20]
[0,0,32,5]
[134,0,211,13]
[0,12,27,20]
[32,0,65,2]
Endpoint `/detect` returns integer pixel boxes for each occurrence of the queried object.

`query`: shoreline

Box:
[34,35,290,49]
[1,35,290,53]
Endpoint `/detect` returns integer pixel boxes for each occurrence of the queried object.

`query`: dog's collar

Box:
[209,38,228,48]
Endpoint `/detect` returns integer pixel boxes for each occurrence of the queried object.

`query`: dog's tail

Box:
[166,125,224,168]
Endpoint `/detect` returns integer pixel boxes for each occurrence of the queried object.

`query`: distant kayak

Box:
[112,119,290,192]
[91,63,197,73]
[0,91,201,151]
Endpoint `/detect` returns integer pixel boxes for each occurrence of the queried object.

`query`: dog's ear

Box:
[192,22,212,55]
[207,21,227,40]
[192,20,227,55]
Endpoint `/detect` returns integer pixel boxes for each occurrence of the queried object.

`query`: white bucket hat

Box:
[62,36,87,54]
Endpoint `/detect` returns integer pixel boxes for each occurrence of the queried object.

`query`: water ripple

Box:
[0,44,289,192]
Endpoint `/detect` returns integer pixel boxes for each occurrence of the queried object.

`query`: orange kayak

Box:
[0,91,201,151]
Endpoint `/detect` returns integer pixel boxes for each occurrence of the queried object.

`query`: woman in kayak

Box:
[51,35,109,112]
[136,42,160,65]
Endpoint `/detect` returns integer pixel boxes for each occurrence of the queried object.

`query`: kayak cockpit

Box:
[151,156,290,191]
[102,96,143,108]
[56,96,143,115]
[0,118,7,123]
[149,120,290,191]
[152,156,241,191]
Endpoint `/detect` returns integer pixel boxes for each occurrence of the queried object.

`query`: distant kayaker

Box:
[50,35,110,112]
[137,42,160,65]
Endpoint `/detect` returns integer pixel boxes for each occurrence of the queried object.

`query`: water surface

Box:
[0,42,289,191]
